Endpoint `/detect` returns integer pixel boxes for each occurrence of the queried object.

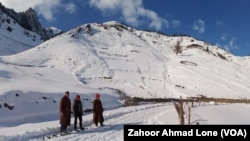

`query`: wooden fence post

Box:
[188,106,191,125]
[174,96,184,125]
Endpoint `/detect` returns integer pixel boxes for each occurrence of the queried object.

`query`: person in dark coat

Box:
[93,93,104,127]
[73,95,84,131]
[59,91,71,134]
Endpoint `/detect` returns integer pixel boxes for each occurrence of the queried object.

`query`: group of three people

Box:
[59,91,104,134]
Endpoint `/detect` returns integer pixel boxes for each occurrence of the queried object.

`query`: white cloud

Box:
[221,33,227,41]
[35,0,61,21]
[192,19,205,34]
[220,37,238,53]
[89,0,168,30]
[229,37,238,49]
[216,21,226,26]
[172,20,180,28]
[0,0,76,21]
[65,3,77,14]
[0,0,41,12]
[89,0,120,11]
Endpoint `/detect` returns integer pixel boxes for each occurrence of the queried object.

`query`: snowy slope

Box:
[0,11,43,55]
[1,21,250,99]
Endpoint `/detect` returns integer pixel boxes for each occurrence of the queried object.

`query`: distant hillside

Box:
[0,3,48,39]
[0,3,63,55]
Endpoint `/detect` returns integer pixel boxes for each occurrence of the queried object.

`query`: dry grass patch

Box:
[186,44,203,49]
[180,61,197,66]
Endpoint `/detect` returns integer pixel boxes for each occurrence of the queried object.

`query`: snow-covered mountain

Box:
[1,20,250,141]
[0,4,62,56]
[0,11,42,55]
[1,4,250,141]
[1,21,250,100]
[1,17,250,141]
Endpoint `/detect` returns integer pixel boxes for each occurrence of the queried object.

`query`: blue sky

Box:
[1,0,250,56]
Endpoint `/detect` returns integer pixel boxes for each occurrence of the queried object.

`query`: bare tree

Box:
[86,24,91,32]
[204,42,209,53]
[174,40,182,55]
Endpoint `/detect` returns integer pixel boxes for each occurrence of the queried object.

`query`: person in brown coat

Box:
[93,93,104,127]
[59,91,71,134]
